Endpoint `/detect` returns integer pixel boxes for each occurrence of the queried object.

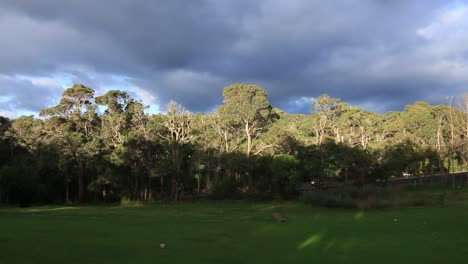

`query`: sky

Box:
[0,0,467,118]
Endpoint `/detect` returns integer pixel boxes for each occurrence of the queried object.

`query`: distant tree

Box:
[403,102,438,147]
[381,111,407,144]
[0,116,12,203]
[256,110,304,155]
[311,94,342,146]
[447,95,468,184]
[218,83,275,156]
[158,101,194,201]
[8,116,45,158]
[95,90,133,149]
[2,83,467,205]
[40,84,98,203]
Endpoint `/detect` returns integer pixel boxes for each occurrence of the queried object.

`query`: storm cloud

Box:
[0,0,466,116]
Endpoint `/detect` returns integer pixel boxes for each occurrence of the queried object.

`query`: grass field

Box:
[1,201,468,264]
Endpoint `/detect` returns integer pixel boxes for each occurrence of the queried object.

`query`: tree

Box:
[95,90,133,149]
[8,116,45,158]
[256,110,305,155]
[158,101,194,200]
[204,112,243,153]
[270,154,299,196]
[0,116,12,203]
[403,102,438,147]
[2,83,467,205]
[311,94,342,146]
[40,84,98,203]
[218,83,275,156]
[448,95,468,184]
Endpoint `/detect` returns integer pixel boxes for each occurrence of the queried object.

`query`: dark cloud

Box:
[0,0,465,117]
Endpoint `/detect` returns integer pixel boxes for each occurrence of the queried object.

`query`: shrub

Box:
[209,177,241,200]
[301,189,356,208]
[302,185,446,209]
[243,191,275,201]
[120,197,144,207]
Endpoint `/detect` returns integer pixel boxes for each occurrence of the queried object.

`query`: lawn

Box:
[1,201,468,264]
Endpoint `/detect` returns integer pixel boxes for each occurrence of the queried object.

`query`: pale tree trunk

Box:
[244,122,255,192]
[464,95,468,185]
[224,131,229,152]
[359,126,368,149]
[245,121,252,156]
[333,127,341,143]
[449,98,455,188]
[318,115,327,146]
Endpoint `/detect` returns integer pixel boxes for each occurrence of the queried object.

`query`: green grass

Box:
[1,201,468,263]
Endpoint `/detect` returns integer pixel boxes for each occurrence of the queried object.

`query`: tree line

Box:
[0,83,466,205]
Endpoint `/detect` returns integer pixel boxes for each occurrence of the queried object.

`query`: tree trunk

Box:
[448,158,454,188]
[135,165,139,201]
[179,183,184,200]
[429,159,434,184]
[149,177,152,201]
[171,177,178,201]
[245,121,252,156]
[420,161,425,184]
[439,156,445,183]
[65,179,71,204]
[78,163,84,203]
[160,176,164,198]
[224,131,229,152]
[247,172,253,192]
[171,143,181,201]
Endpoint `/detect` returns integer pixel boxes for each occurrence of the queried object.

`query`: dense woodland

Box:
[0,83,467,206]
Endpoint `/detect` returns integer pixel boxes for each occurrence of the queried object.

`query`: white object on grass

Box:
[160,244,166,249]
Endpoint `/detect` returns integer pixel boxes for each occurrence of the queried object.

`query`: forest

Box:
[0,83,467,206]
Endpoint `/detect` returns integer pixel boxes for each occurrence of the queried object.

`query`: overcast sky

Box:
[0,0,467,118]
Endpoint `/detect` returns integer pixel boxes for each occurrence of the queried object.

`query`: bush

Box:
[243,191,275,201]
[120,197,144,207]
[209,177,241,200]
[301,189,356,208]
[302,185,446,209]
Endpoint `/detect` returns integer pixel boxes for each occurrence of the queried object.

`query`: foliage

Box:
[0,84,466,205]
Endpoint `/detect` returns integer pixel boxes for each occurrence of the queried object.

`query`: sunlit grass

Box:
[298,233,323,250]
[27,207,79,212]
